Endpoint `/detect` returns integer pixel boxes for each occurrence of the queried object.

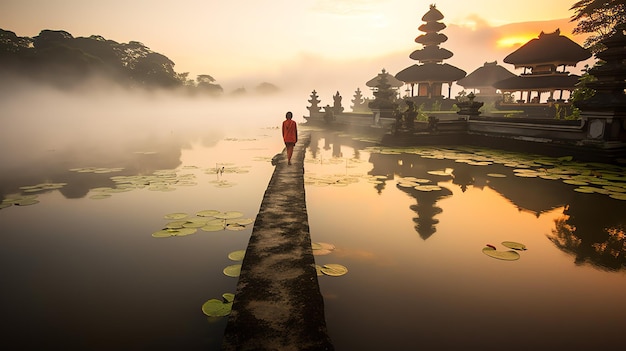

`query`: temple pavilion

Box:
[493,29,592,106]
[456,61,516,102]
[395,4,466,102]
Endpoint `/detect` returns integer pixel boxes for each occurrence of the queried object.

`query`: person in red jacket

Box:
[282,111,298,165]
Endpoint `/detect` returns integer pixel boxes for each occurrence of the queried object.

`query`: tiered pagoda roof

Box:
[395,4,465,98]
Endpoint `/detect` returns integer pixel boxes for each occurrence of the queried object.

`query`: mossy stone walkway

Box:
[222,132,334,351]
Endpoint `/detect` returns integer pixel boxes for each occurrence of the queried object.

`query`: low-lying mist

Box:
[0,79,308,198]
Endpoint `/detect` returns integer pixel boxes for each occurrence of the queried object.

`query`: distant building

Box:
[456,61,516,102]
[395,4,466,101]
[494,29,592,105]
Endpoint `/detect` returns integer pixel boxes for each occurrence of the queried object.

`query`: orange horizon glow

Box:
[496,34,539,48]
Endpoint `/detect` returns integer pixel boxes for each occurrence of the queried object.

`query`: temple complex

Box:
[494,29,592,116]
[395,4,466,106]
[456,61,516,102]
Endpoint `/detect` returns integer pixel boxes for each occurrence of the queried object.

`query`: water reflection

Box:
[308,128,626,272]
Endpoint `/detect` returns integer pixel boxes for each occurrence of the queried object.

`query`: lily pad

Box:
[15,198,40,206]
[482,247,520,261]
[164,212,188,220]
[226,223,247,231]
[201,223,226,232]
[235,218,254,226]
[214,211,244,219]
[196,209,221,217]
[228,250,246,261]
[223,264,242,277]
[502,241,527,250]
[320,264,348,276]
[201,298,233,317]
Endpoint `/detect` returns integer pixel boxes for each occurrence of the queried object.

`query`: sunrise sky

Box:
[1,0,593,97]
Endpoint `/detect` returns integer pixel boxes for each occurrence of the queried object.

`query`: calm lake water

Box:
[1,92,625,350]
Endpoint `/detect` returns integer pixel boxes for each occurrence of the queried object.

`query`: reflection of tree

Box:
[549,196,626,271]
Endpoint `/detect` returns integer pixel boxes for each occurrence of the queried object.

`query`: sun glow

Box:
[496,34,537,48]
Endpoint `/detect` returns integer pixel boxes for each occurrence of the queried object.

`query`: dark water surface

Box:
[305,130,626,351]
[1,94,625,350]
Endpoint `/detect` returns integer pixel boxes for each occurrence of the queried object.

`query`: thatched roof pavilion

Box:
[504,29,592,72]
[496,29,592,104]
[457,61,516,95]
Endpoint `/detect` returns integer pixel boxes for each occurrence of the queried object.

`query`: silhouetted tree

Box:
[570,0,626,53]
[196,74,223,95]
[255,82,280,94]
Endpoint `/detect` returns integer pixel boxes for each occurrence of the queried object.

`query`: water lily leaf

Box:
[214,211,244,219]
[228,250,246,261]
[315,264,324,276]
[182,221,207,228]
[196,209,221,217]
[165,221,187,229]
[201,299,232,317]
[15,198,40,206]
[201,223,225,232]
[414,185,442,191]
[89,194,111,200]
[487,173,507,178]
[171,228,198,236]
[482,247,520,260]
[163,213,188,220]
[235,218,254,226]
[223,264,242,277]
[222,293,235,303]
[320,264,348,276]
[609,193,626,200]
[226,224,247,231]
[502,241,527,250]
[152,230,175,238]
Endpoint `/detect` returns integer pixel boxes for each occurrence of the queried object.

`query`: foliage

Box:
[430,99,442,111]
[570,0,626,53]
[570,65,597,104]
[416,103,429,121]
[0,28,222,93]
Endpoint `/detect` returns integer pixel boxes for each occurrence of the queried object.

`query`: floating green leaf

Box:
[201,298,233,317]
[482,247,520,261]
[15,198,40,206]
[228,250,246,261]
[223,264,242,277]
[214,211,244,219]
[320,264,348,276]
[164,212,188,220]
[502,241,527,250]
[89,194,111,200]
[196,209,221,217]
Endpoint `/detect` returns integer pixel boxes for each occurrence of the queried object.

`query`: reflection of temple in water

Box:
[550,193,626,271]
[368,151,452,239]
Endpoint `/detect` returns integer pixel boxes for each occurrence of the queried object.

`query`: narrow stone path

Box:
[222,132,334,351]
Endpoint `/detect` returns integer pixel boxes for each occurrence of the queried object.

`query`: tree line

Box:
[0,28,280,95]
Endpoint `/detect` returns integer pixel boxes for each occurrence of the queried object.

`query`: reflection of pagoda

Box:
[494,29,592,111]
[395,4,466,101]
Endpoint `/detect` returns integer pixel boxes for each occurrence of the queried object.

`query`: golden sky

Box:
[1,0,591,96]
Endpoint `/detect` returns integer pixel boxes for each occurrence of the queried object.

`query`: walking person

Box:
[282,111,298,165]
